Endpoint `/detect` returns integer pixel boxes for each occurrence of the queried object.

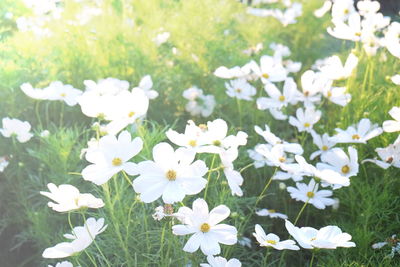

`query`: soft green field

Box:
[0,0,399,266]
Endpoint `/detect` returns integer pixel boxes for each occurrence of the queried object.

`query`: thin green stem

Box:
[236,98,243,128]
[122,170,133,186]
[255,168,277,207]
[293,200,309,226]
[204,154,217,201]
[309,251,315,267]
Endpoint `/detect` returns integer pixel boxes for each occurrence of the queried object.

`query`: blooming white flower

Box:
[225,78,256,101]
[253,224,299,250]
[251,55,287,83]
[40,183,104,212]
[362,136,400,169]
[82,131,143,185]
[255,144,294,168]
[256,78,301,110]
[331,118,383,143]
[331,0,356,21]
[256,209,288,219]
[42,217,107,258]
[299,70,327,107]
[384,22,400,59]
[153,31,170,46]
[383,107,400,132]
[182,87,216,117]
[328,12,362,42]
[322,86,351,106]
[20,82,50,100]
[219,148,244,197]
[0,117,33,143]
[287,179,335,209]
[317,147,359,178]
[289,107,321,133]
[0,156,9,172]
[48,261,74,267]
[133,143,208,203]
[40,130,50,138]
[166,120,207,151]
[200,255,241,267]
[391,75,400,85]
[172,198,237,255]
[254,125,303,155]
[285,220,356,249]
[310,132,337,160]
[46,81,82,106]
[214,63,254,80]
[314,1,332,18]
[357,0,381,16]
[319,53,358,80]
[133,75,158,99]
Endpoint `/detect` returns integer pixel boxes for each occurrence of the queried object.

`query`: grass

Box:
[0,0,399,266]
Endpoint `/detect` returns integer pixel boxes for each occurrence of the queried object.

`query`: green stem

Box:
[309,251,315,267]
[204,154,217,201]
[122,170,133,186]
[293,200,309,226]
[236,98,243,128]
[255,168,277,207]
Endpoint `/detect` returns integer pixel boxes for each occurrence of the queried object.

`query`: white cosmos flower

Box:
[183,87,216,117]
[255,124,303,155]
[299,70,326,107]
[384,22,400,59]
[43,217,107,258]
[322,86,351,106]
[314,0,332,18]
[214,63,254,80]
[46,81,82,106]
[331,0,356,21]
[20,82,50,100]
[200,255,241,267]
[133,75,158,99]
[40,183,104,212]
[0,156,9,172]
[256,144,294,168]
[328,12,362,42]
[331,118,383,143]
[319,53,358,80]
[391,75,400,85]
[219,148,244,197]
[166,120,207,151]
[82,131,143,185]
[251,55,287,83]
[48,261,74,267]
[133,143,208,204]
[317,147,359,178]
[287,179,335,209]
[256,78,301,110]
[362,136,400,169]
[285,220,356,249]
[256,209,288,219]
[310,132,337,160]
[383,107,400,132]
[357,0,381,16]
[289,107,321,133]
[248,146,270,168]
[84,77,129,96]
[0,117,33,143]
[225,78,256,101]
[253,224,299,250]
[172,198,237,255]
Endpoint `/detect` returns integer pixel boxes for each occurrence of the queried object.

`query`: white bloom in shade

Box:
[383,107,400,132]
[0,156,9,172]
[254,125,303,155]
[42,217,107,258]
[362,136,400,169]
[251,55,287,83]
[256,78,301,110]
[40,183,104,212]
[82,131,143,185]
[214,63,254,80]
[317,147,359,178]
[248,147,269,169]
[310,132,336,160]
[183,87,216,117]
[256,144,294,168]
[253,224,299,250]
[238,236,252,248]
[133,143,208,204]
[166,120,207,151]
[40,130,50,138]
[256,209,288,219]
[331,118,383,143]
[46,81,82,107]
[48,261,74,267]
[322,86,351,107]
[391,75,400,85]
[153,31,170,46]
[319,53,358,80]
[172,198,237,255]
[225,78,256,101]
[314,1,332,18]
[20,83,49,100]
[289,107,321,133]
[133,75,158,99]
[0,117,33,143]
[327,13,362,42]
[287,179,335,209]
[219,148,244,197]
[200,255,241,267]
[299,70,326,107]
[285,220,356,249]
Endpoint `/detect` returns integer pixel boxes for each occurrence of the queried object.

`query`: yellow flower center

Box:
[344,9,349,14]
[262,73,269,79]
[213,140,221,146]
[236,88,242,93]
[268,209,276,213]
[278,157,286,163]
[307,191,315,198]
[322,145,328,151]
[74,197,80,206]
[386,156,393,163]
[310,237,316,241]
[128,111,135,118]
[200,223,211,233]
[188,140,197,147]
[60,93,66,97]
[166,170,177,181]
[267,240,277,245]
[304,122,311,128]
[341,165,350,174]
[199,124,208,131]
[304,91,310,96]
[352,134,360,140]
[112,157,123,166]
[279,95,285,102]
[327,91,332,97]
